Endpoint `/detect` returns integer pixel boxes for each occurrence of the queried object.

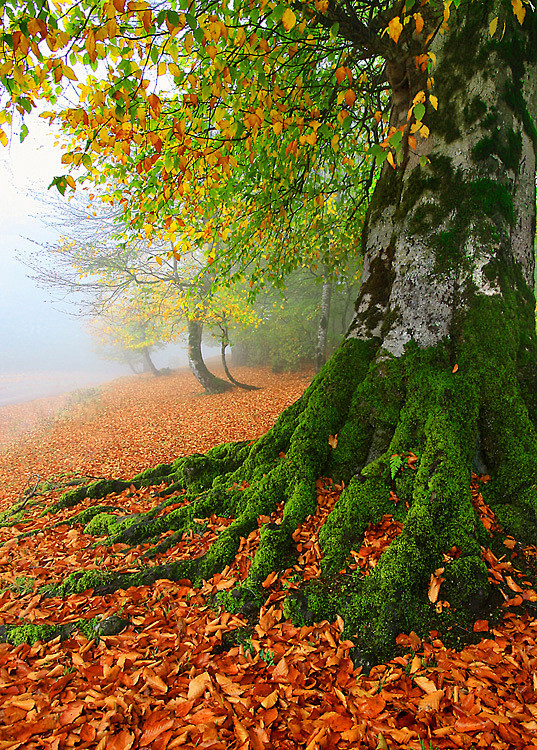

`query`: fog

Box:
[0,119,190,407]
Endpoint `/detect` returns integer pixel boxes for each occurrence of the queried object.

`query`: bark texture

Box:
[314,276,332,373]
[16,4,537,666]
[187,318,233,394]
[219,325,260,390]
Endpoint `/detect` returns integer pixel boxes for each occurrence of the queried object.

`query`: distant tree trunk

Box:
[141,347,161,376]
[219,324,260,391]
[314,276,332,372]
[124,354,140,374]
[187,319,233,394]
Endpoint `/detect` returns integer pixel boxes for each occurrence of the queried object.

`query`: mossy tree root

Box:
[41,340,375,600]
[39,299,537,663]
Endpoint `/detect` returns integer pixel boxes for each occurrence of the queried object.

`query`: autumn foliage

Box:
[1,367,537,749]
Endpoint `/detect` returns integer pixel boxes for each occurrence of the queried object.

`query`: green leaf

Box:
[413,103,426,121]
[389,454,404,480]
[48,175,67,196]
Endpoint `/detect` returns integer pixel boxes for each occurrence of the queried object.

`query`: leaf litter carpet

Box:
[1,366,537,749]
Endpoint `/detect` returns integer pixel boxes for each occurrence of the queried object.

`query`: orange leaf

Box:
[328,434,338,449]
[108,730,135,750]
[409,654,421,674]
[320,711,353,731]
[428,569,445,603]
[80,723,96,742]
[417,689,444,712]
[473,619,489,632]
[144,669,168,693]
[187,671,212,700]
[454,716,490,732]
[59,701,84,726]
[505,575,523,593]
[335,67,346,84]
[261,690,278,709]
[452,363,459,373]
[414,676,437,694]
[272,657,289,681]
[344,89,356,107]
[140,717,174,746]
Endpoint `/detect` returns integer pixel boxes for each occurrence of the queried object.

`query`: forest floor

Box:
[0,365,537,750]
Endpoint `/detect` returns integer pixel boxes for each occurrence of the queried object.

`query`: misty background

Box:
[0,117,191,407]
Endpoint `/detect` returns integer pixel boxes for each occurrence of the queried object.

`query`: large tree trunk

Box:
[187,318,233,394]
[314,275,332,372]
[28,6,537,666]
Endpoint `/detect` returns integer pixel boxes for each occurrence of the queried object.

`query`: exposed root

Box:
[15,310,537,664]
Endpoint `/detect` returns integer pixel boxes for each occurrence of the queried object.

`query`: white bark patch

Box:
[382,236,456,357]
[470,248,501,297]
[511,65,537,290]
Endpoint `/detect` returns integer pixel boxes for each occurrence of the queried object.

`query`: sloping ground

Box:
[1,366,537,750]
[0,365,311,506]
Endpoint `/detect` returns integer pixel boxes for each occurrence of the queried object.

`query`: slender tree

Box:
[1,0,536,663]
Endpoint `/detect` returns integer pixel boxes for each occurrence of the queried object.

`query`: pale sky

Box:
[0,116,186,385]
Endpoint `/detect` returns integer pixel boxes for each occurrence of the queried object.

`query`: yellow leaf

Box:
[85,30,97,62]
[282,8,296,32]
[0,128,8,147]
[489,16,499,36]
[512,0,526,25]
[386,150,396,168]
[331,134,339,152]
[388,16,403,43]
[419,124,429,138]
[328,434,338,449]
[155,256,163,266]
[272,121,282,136]
[12,65,24,85]
[429,95,438,110]
[62,64,77,81]
[65,175,76,189]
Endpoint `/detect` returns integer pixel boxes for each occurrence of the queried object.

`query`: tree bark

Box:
[187,318,233,394]
[37,6,537,666]
[219,324,260,390]
[141,347,161,377]
[314,275,332,372]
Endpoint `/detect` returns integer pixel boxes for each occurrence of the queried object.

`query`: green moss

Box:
[44,486,87,515]
[472,130,523,172]
[68,505,120,525]
[0,575,34,595]
[86,479,129,499]
[468,179,515,226]
[132,462,174,486]
[84,512,121,537]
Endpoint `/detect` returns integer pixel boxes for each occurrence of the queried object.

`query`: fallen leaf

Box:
[187,671,212,700]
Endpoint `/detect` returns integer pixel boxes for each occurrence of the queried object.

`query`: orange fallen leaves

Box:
[1,368,537,750]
